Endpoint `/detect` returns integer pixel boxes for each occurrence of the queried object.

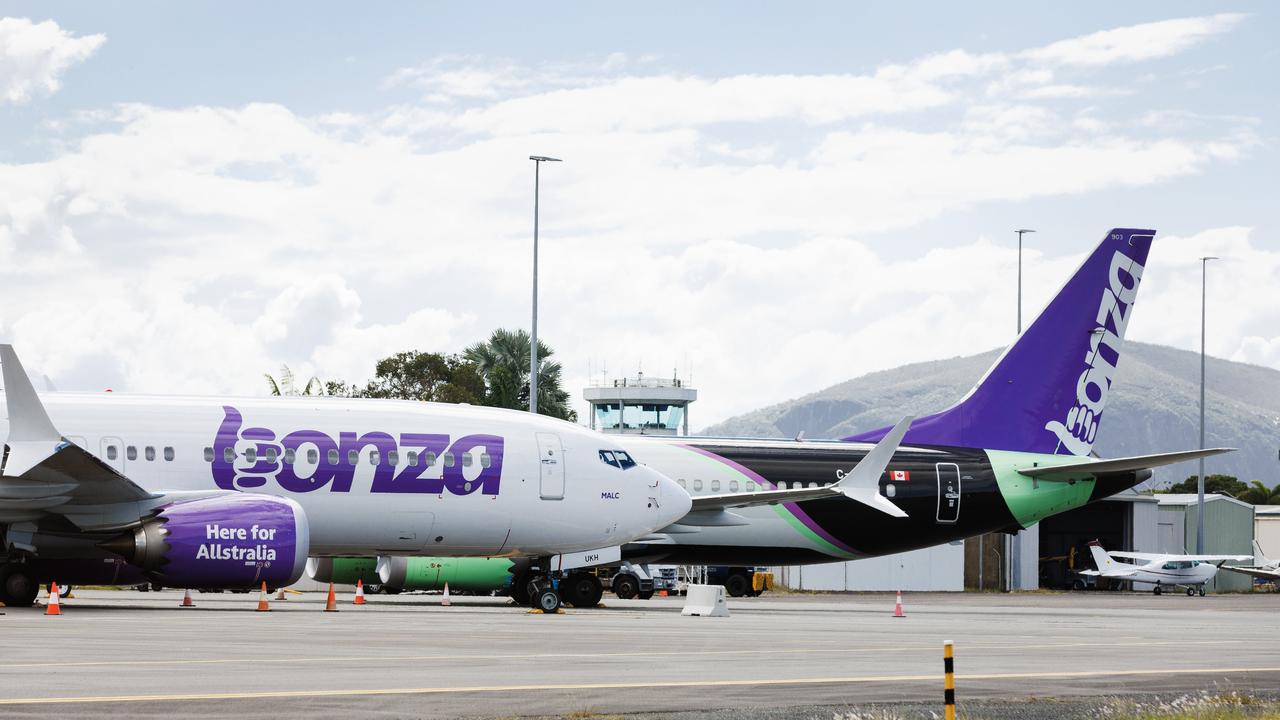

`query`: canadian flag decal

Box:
[889,470,910,482]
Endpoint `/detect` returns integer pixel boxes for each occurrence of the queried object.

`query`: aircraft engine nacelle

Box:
[376,555,521,592]
[305,557,379,585]
[104,494,310,589]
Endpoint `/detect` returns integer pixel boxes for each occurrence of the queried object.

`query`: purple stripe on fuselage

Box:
[679,444,861,556]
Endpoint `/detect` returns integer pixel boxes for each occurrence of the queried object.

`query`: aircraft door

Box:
[101,437,125,473]
[935,462,961,523]
[536,432,565,500]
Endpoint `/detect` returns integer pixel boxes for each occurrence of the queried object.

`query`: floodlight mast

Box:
[528,155,562,414]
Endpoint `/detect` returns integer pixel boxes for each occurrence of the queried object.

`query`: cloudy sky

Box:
[1,3,1276,429]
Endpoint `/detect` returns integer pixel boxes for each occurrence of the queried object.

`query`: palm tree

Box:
[463,329,575,420]
[1239,480,1280,505]
[264,365,322,396]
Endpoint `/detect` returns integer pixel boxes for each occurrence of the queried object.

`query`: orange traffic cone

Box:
[179,588,196,608]
[893,590,905,618]
[353,579,367,606]
[256,581,271,612]
[441,582,451,607]
[324,582,338,612]
[45,582,62,616]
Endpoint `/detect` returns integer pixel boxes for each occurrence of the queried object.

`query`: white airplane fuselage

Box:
[0,392,690,557]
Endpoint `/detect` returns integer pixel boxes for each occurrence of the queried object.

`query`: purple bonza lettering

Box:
[209,407,506,495]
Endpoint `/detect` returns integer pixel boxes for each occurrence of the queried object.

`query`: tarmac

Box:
[1,589,1278,719]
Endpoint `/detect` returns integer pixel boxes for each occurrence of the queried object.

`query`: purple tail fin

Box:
[847,228,1155,456]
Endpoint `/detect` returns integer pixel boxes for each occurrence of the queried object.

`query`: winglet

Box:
[833,416,912,518]
[2,344,66,476]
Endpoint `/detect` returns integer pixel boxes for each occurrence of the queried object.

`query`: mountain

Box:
[700,342,1280,487]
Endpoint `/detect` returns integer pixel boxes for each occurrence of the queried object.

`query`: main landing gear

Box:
[514,557,565,614]
[0,562,39,608]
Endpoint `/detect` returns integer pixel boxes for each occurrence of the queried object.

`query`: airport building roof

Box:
[1155,493,1255,510]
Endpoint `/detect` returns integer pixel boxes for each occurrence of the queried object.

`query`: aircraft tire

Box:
[1198,586,1206,597]
[1153,584,1162,596]
[562,573,602,607]
[534,587,561,613]
[612,574,639,600]
[1186,587,1195,597]
[510,572,531,605]
[0,563,39,608]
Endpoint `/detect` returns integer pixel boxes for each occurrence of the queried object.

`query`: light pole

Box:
[1016,229,1035,334]
[1197,255,1218,554]
[528,155,562,414]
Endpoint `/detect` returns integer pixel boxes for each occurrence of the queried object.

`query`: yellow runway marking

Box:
[0,638,1241,670]
[2,666,1279,705]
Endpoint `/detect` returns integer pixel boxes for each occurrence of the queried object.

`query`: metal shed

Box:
[1257,505,1280,560]
[1155,493,1256,593]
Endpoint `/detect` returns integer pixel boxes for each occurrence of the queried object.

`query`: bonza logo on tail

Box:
[210,406,506,495]
[1045,244,1145,456]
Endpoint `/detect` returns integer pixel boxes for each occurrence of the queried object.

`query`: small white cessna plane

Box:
[1219,540,1280,585]
[1080,540,1252,596]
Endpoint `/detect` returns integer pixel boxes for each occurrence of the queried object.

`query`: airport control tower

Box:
[584,371,697,436]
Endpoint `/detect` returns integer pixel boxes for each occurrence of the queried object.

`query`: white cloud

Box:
[0,13,1269,427]
[0,17,104,104]
[1024,13,1245,67]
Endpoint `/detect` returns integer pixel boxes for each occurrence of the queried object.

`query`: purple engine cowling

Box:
[110,494,310,589]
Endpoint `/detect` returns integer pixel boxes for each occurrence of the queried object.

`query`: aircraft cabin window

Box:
[407,451,418,465]
[425,451,437,466]
[462,453,473,467]
[223,447,235,463]
[347,450,358,465]
[285,448,296,464]
[730,480,739,492]
[443,452,455,468]
[746,481,756,492]
[885,484,897,498]
[107,446,118,461]
[203,447,213,462]
[599,450,620,468]
[480,453,492,469]
[328,449,339,464]
[127,446,137,461]
[245,447,256,463]
[711,480,721,492]
[693,479,703,492]
[164,446,175,462]
[370,450,380,466]
[265,447,277,463]
[145,446,156,462]
[307,449,318,464]
[1162,562,1178,570]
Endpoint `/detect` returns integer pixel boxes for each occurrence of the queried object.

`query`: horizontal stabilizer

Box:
[1016,448,1235,478]
[1220,566,1280,581]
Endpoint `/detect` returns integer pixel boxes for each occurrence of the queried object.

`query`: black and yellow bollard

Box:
[943,639,956,720]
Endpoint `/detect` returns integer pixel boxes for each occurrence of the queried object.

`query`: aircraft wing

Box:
[1219,566,1280,581]
[685,416,913,519]
[0,345,161,529]
[1015,448,1235,478]
[1107,551,1253,563]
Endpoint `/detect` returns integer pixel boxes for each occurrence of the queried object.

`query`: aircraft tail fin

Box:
[1087,540,1118,573]
[1255,539,1273,568]
[848,228,1155,456]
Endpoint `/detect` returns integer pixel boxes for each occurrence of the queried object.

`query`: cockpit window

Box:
[615,451,637,469]
[599,450,620,468]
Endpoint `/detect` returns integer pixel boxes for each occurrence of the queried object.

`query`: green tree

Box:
[264,365,322,396]
[332,351,486,404]
[1238,480,1280,505]
[1161,474,1249,497]
[463,328,575,421]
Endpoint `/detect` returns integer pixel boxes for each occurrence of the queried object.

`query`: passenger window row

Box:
[105,445,175,462]
[674,478,830,493]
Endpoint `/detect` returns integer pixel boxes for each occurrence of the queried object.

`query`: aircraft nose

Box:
[651,469,692,527]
